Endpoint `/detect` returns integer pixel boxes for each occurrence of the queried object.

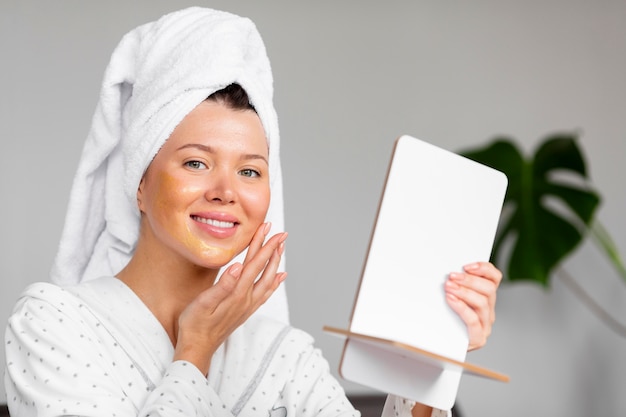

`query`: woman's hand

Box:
[174,222,287,374]
[444,262,502,351]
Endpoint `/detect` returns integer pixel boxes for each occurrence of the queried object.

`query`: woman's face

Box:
[137,100,270,270]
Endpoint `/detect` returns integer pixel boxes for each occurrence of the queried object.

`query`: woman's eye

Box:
[239,168,261,178]
[185,160,207,170]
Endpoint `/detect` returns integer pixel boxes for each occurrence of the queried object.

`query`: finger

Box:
[197,262,244,312]
[210,242,286,328]
[238,232,288,288]
[255,242,283,287]
[450,271,497,296]
[253,271,287,313]
[463,262,503,286]
[252,243,285,305]
[446,292,490,351]
[459,262,502,311]
[445,278,494,326]
[243,222,271,264]
[211,233,286,316]
[449,271,498,310]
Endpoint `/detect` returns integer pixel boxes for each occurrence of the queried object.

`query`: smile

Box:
[191,216,235,228]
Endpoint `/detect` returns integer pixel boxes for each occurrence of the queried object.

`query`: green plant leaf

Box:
[460,134,601,286]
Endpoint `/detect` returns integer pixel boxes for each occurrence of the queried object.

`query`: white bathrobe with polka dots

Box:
[5,277,446,417]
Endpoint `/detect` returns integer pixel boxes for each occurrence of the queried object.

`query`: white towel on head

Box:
[50,7,289,323]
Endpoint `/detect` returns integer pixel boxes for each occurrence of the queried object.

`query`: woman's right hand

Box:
[173,222,288,374]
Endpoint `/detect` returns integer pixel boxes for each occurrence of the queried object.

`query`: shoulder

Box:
[6,282,96,348]
[9,281,82,321]
[5,278,131,357]
[14,281,70,301]
[5,281,111,392]
[7,278,123,325]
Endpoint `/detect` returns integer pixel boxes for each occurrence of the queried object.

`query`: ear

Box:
[137,177,146,213]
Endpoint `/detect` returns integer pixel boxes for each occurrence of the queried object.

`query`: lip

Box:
[190,212,239,239]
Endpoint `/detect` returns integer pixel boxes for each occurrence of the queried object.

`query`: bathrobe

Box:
[5,277,444,417]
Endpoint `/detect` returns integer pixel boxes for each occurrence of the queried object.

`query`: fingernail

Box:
[464,263,480,271]
[449,272,463,281]
[445,280,460,290]
[279,232,288,243]
[264,222,271,234]
[230,263,242,278]
[278,242,285,255]
[446,293,459,302]
[277,272,288,283]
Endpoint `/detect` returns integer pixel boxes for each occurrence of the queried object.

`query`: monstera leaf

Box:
[460,134,601,286]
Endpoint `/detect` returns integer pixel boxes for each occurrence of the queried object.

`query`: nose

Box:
[205,169,236,204]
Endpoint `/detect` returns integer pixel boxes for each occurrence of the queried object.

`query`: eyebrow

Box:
[177,143,268,164]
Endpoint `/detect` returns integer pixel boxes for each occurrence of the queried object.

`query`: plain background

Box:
[1,1,625,416]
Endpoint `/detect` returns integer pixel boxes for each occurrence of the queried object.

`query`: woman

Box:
[4,7,501,417]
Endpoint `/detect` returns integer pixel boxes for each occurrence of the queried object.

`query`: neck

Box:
[116,238,220,346]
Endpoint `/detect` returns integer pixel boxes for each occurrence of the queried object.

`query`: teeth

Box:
[192,216,235,228]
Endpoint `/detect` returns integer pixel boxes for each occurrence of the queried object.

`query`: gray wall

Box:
[2,1,625,416]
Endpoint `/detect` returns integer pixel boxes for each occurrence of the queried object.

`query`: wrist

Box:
[411,403,434,417]
[173,334,215,375]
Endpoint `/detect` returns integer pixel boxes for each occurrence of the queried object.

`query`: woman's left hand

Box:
[444,262,503,351]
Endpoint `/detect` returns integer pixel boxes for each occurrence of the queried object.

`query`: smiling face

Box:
[136,100,270,270]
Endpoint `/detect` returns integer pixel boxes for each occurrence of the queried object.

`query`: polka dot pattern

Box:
[5,278,448,417]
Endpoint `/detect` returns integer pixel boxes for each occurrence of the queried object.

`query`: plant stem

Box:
[589,220,626,284]
[557,267,626,338]
[521,158,542,282]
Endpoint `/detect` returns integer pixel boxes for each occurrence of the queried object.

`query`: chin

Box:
[189,245,241,269]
